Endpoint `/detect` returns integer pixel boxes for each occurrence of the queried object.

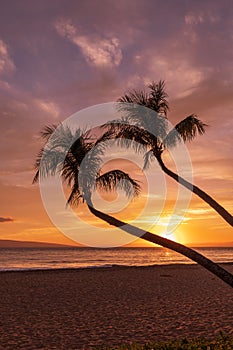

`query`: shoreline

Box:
[1,264,233,349]
[0,261,232,273]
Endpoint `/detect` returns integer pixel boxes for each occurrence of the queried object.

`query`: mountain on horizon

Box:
[0,239,79,248]
[0,239,232,249]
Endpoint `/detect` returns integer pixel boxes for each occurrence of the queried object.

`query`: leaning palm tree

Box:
[33,123,233,287]
[101,81,233,226]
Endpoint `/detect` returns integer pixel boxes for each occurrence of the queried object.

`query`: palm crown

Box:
[33,124,140,207]
[102,80,207,169]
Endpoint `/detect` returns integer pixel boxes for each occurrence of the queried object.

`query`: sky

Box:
[0,0,232,247]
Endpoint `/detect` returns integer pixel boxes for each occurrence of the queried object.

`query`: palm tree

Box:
[33,123,233,287]
[101,81,233,226]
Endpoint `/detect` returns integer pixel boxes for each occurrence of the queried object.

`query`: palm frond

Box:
[116,90,169,145]
[62,151,79,186]
[118,81,169,118]
[147,80,169,116]
[98,122,149,154]
[32,125,63,183]
[118,80,169,117]
[95,128,115,145]
[32,169,39,184]
[163,128,182,149]
[99,119,167,157]
[40,124,57,140]
[143,149,155,170]
[33,147,65,183]
[66,182,83,207]
[118,89,149,106]
[96,170,141,198]
[174,114,207,142]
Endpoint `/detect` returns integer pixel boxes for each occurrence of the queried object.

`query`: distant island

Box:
[0,239,77,248]
[0,239,233,248]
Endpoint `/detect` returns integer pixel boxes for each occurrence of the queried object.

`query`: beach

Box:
[0,264,233,349]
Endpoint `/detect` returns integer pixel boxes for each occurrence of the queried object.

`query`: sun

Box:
[162,232,178,242]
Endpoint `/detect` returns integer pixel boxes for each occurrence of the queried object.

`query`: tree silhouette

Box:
[33,124,233,287]
[101,81,233,226]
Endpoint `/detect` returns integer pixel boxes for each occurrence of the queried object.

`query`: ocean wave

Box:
[0,262,199,272]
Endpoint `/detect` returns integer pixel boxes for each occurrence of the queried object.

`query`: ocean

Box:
[0,247,233,271]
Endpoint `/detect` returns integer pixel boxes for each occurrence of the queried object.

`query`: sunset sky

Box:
[0,0,232,247]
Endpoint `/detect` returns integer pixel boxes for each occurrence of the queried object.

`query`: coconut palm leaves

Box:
[119,80,169,116]
[101,80,232,226]
[33,124,140,207]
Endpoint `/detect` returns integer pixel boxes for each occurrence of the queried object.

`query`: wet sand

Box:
[0,264,233,349]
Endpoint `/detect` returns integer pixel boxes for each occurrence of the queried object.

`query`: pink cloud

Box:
[55,18,122,68]
[0,39,15,74]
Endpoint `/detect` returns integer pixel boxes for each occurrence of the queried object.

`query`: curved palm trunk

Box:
[156,153,233,227]
[87,204,233,288]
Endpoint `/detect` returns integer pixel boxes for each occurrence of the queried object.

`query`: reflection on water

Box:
[0,247,232,271]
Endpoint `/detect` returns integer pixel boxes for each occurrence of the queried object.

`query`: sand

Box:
[0,264,233,349]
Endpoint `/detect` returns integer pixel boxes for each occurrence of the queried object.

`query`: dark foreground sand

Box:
[0,264,233,349]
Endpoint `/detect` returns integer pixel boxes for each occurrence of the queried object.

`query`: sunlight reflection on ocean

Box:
[0,247,233,271]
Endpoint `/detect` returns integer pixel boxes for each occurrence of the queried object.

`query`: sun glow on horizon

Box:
[162,232,177,242]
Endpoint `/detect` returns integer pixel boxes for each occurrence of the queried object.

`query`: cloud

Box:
[0,80,10,90]
[35,99,60,118]
[185,12,219,26]
[185,13,204,26]
[143,54,204,98]
[54,18,76,38]
[0,39,15,74]
[55,18,122,68]
[187,208,213,215]
[0,217,13,222]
